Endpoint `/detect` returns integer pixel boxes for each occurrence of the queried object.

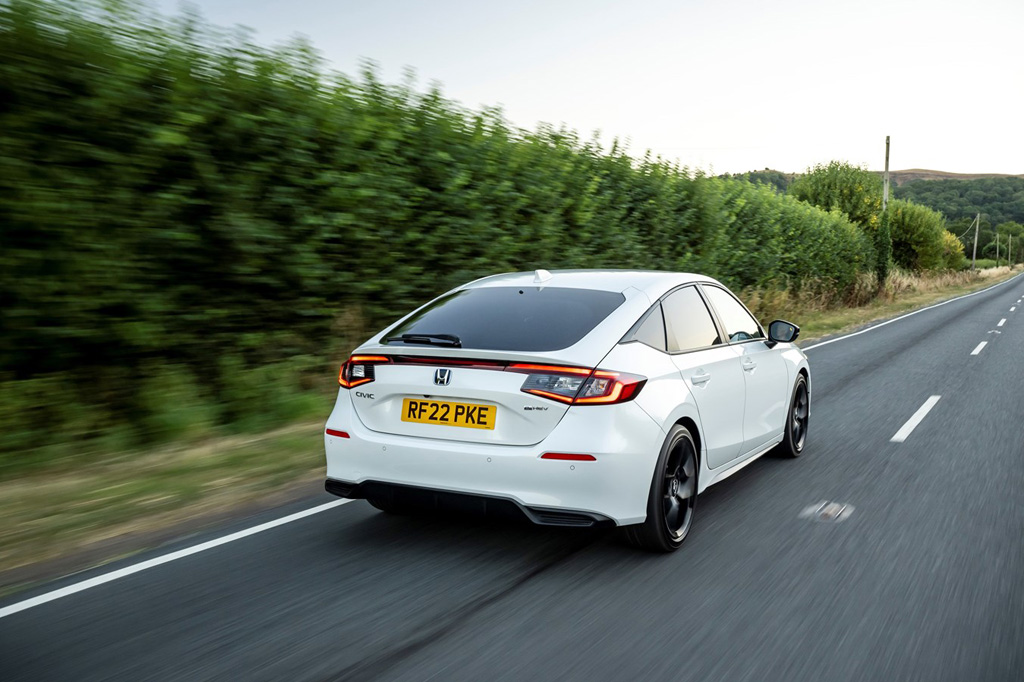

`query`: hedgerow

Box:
[0,1,876,473]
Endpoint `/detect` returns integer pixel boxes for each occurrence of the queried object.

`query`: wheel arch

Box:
[672,415,703,470]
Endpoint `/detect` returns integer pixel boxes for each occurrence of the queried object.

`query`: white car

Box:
[324,270,809,551]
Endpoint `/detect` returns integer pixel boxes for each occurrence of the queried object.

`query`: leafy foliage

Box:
[888,200,947,271]
[788,161,884,231]
[0,0,880,474]
[719,169,793,193]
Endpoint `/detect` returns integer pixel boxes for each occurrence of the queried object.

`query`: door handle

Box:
[691,371,711,386]
[742,359,757,372]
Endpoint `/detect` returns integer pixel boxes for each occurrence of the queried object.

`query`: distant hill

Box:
[893,174,1024,226]
[885,169,1024,186]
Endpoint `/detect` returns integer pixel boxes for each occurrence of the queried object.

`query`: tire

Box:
[776,373,809,458]
[625,424,698,552]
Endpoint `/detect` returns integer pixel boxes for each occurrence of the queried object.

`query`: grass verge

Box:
[0,421,327,581]
[2,265,1021,584]
[752,265,1022,343]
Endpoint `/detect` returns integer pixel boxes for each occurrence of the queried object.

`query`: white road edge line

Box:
[891,396,942,443]
[802,272,1024,352]
[971,341,987,356]
[998,318,1006,327]
[0,499,352,620]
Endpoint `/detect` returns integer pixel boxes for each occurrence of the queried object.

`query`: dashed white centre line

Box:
[1012,307,1017,312]
[998,318,1006,327]
[891,396,942,443]
[971,341,987,356]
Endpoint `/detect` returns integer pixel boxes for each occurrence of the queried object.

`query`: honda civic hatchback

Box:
[324,270,809,551]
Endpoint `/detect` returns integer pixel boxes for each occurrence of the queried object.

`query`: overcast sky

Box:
[153,0,1024,174]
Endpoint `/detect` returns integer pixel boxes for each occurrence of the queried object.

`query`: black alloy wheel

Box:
[626,424,699,552]
[663,435,697,541]
[777,374,809,458]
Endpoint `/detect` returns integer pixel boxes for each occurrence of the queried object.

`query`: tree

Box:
[788,161,883,230]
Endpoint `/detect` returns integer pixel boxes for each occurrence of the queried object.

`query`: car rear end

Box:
[323,273,665,526]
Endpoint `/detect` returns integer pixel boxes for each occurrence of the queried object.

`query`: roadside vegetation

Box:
[0,2,1017,511]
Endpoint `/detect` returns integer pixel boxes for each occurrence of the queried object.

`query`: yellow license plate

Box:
[401,398,496,430]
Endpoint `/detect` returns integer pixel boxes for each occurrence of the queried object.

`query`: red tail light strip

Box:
[541,453,597,461]
[505,363,593,376]
[325,428,350,438]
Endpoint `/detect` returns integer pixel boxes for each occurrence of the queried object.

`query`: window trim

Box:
[698,283,766,346]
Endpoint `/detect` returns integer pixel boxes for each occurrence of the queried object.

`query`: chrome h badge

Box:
[434,368,452,386]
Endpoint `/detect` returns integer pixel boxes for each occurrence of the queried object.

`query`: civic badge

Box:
[434,368,452,386]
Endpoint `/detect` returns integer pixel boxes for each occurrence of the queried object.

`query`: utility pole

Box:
[883,136,890,212]
[996,232,1000,266]
[971,213,980,270]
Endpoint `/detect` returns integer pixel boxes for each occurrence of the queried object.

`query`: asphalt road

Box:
[3,275,1024,682]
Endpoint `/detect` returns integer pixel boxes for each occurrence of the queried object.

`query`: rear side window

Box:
[662,287,721,352]
[702,285,764,342]
[628,304,667,351]
[385,287,626,352]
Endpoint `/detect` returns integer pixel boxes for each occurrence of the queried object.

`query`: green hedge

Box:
[0,1,876,474]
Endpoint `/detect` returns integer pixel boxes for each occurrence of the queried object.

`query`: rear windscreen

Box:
[384,287,626,352]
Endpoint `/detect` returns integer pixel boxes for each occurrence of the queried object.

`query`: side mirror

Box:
[766,319,800,348]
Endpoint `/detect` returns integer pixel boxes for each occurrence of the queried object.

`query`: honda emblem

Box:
[434,368,452,386]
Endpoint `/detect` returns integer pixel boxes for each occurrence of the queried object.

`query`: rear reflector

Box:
[325,429,350,438]
[540,452,596,461]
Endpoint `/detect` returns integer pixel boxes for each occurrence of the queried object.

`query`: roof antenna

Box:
[533,269,552,283]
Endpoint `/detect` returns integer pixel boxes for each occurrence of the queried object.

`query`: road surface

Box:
[3,274,1024,682]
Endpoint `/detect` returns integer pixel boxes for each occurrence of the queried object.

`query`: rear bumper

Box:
[325,479,615,528]
[324,389,665,525]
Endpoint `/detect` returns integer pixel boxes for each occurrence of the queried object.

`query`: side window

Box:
[662,287,721,352]
[629,304,666,351]
[702,286,764,342]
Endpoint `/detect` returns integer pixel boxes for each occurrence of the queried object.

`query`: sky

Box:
[153,0,1024,174]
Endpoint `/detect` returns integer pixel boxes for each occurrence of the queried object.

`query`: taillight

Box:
[339,355,390,388]
[574,369,646,404]
[506,364,646,406]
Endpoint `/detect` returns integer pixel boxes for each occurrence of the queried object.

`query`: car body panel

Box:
[669,345,746,469]
[735,341,791,452]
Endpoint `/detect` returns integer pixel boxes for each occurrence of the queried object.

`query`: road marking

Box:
[971,341,987,356]
[1012,307,1017,312]
[998,318,1006,326]
[891,396,941,443]
[799,500,855,523]
[802,273,1024,351]
[0,499,352,620]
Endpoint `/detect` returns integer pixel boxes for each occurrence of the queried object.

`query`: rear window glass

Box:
[385,287,626,352]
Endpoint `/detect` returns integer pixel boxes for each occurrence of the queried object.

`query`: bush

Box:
[888,199,948,271]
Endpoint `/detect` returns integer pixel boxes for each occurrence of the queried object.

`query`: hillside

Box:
[886,169,1024,186]
[893,175,1024,226]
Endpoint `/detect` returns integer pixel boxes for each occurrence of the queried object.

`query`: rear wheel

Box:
[625,425,698,552]
[777,373,809,458]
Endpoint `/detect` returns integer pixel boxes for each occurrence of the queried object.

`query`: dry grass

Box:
[744,265,1021,342]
